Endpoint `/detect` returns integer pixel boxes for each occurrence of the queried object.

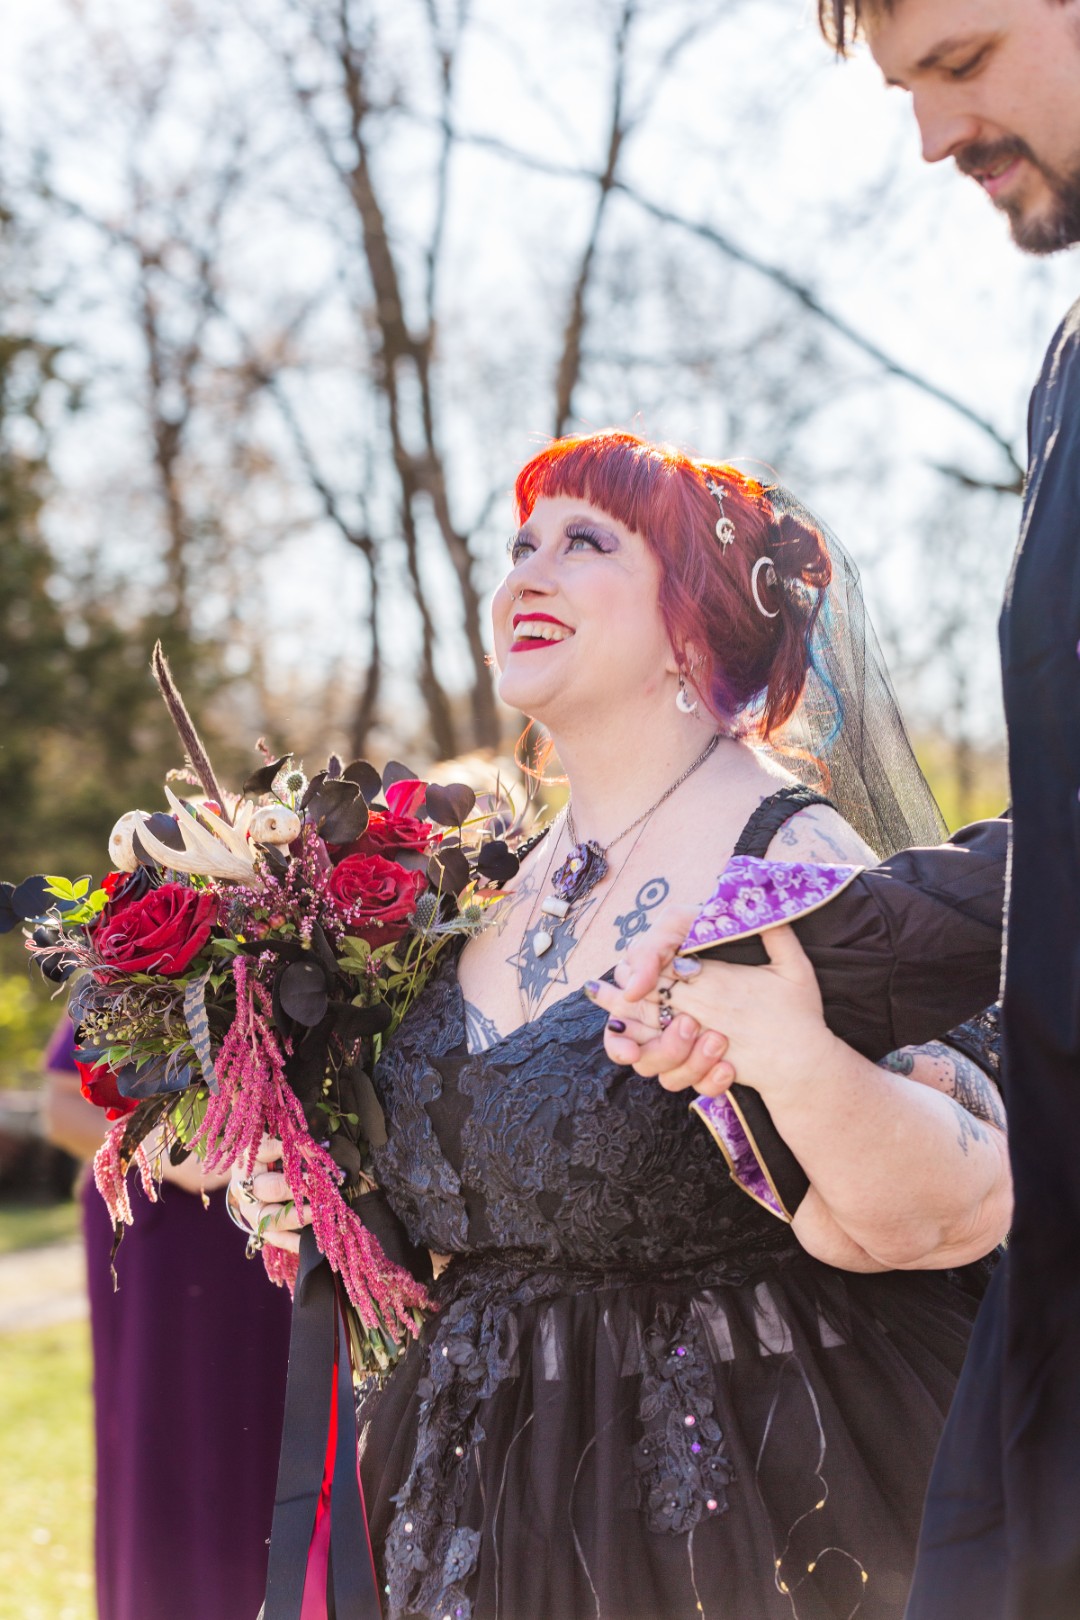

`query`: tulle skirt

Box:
[359,1252,983,1620]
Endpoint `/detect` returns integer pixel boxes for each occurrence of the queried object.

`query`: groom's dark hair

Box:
[818,0,892,54]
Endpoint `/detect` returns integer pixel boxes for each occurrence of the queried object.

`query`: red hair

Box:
[514,430,831,738]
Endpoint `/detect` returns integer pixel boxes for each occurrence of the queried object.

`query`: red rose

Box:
[75,1057,138,1120]
[344,779,434,859]
[96,866,156,924]
[326,853,426,945]
[93,883,219,979]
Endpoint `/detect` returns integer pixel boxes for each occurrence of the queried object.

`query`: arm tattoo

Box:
[950,1099,989,1156]
[776,807,870,864]
[463,1000,503,1055]
[878,1038,1007,1141]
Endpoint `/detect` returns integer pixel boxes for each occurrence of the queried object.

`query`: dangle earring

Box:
[675,670,699,716]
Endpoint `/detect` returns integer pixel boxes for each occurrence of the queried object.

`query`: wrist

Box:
[756,1025,851,1110]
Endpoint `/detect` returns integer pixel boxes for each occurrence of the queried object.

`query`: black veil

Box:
[756,483,947,858]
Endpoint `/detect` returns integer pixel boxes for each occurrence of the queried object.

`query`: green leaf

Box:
[72,877,91,899]
[44,876,76,899]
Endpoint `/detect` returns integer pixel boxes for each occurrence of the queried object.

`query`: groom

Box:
[820,3,1080,1617]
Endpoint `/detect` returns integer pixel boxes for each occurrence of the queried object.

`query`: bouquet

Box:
[4,646,523,1375]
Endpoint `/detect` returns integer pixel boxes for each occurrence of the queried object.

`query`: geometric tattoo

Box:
[613,876,670,952]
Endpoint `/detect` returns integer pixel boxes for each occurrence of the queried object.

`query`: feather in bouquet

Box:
[3,645,523,1376]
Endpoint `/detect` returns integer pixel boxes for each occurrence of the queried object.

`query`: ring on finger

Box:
[245,1231,265,1259]
[226,1183,253,1237]
[671,953,702,981]
[658,1002,676,1030]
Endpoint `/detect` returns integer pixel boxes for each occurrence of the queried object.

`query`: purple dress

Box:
[55,1021,292,1620]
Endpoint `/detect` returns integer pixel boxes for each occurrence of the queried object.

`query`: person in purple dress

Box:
[43,1019,292,1620]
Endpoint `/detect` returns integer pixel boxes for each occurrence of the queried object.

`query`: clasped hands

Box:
[587,905,839,1101]
[226,911,837,1252]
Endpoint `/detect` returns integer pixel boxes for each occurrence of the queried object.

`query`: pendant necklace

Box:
[526,732,722,959]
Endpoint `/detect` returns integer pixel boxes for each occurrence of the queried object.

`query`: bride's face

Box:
[491,494,677,724]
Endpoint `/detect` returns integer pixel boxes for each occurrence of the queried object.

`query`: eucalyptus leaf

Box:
[428,846,471,896]
[303,778,369,844]
[424,782,477,827]
[381,759,419,791]
[342,760,383,803]
[277,960,329,1027]
[477,840,521,885]
[243,754,291,796]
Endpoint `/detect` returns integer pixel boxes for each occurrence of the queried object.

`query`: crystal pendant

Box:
[532,929,554,957]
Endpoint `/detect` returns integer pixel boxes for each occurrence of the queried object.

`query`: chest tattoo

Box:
[613,876,671,952]
[505,893,602,1020]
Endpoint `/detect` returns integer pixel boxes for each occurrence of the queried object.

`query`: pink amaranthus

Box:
[95,953,433,1350]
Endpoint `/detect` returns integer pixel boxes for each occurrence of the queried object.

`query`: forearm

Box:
[770,1035,1011,1268]
[42,1073,108,1160]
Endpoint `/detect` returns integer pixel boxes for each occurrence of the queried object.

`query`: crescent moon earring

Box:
[675,671,699,715]
[751,557,779,619]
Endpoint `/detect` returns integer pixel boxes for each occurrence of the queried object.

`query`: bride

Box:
[239,430,1010,1620]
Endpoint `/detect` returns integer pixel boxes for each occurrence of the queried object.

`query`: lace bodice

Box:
[372,945,800,1281]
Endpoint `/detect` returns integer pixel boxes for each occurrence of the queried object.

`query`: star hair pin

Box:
[705,478,737,550]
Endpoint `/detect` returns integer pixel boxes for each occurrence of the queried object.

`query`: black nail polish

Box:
[607,1019,626,1034]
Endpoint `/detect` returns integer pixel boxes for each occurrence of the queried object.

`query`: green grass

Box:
[0,1200,80,1256]
[0,1319,94,1620]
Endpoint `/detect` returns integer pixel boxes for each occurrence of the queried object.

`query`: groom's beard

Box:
[957,135,1080,255]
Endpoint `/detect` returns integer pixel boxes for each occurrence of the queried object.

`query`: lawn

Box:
[0,1319,94,1620]
[0,1199,80,1256]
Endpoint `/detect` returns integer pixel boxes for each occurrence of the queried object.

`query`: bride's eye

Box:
[565,526,609,552]
[507,534,534,564]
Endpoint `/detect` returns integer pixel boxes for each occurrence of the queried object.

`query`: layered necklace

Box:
[525,732,721,959]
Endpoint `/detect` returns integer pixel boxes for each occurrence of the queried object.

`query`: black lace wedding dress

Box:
[359,805,995,1620]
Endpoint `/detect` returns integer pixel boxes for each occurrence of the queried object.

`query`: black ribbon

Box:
[263,1229,382,1620]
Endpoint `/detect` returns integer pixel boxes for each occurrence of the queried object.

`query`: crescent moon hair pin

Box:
[751,556,779,619]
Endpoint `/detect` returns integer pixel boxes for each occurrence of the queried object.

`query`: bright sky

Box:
[2,0,1077,754]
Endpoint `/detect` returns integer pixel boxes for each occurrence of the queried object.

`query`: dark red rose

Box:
[75,1057,138,1120]
[96,866,156,925]
[355,809,434,857]
[93,883,219,979]
[335,779,434,860]
[326,853,426,945]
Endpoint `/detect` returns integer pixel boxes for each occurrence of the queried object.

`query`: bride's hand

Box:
[586,903,734,1094]
[591,926,834,1101]
[227,1135,312,1254]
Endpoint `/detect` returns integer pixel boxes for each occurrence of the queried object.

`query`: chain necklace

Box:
[517,812,654,1022]
[526,731,722,959]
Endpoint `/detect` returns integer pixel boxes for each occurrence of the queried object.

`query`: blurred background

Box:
[0,0,1074,1610]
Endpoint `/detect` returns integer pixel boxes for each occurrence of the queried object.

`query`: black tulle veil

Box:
[753,482,947,858]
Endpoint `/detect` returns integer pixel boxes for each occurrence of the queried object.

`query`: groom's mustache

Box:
[954,135,1037,181]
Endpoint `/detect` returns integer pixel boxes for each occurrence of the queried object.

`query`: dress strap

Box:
[732,784,835,860]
